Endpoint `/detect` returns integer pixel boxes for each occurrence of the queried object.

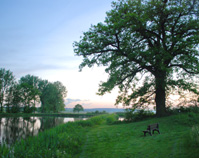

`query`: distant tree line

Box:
[0,68,67,113]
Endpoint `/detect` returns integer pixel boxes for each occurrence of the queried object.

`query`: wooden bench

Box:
[143,123,160,136]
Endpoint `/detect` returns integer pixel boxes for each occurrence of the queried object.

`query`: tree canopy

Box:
[0,68,67,113]
[73,104,84,113]
[41,81,67,113]
[74,0,199,116]
[0,68,15,112]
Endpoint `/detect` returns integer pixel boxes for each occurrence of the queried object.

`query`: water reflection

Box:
[0,117,86,146]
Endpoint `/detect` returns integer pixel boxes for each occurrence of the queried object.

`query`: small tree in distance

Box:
[73,104,84,113]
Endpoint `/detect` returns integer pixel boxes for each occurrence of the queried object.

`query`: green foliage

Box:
[73,104,84,113]
[0,68,67,114]
[89,114,119,125]
[166,105,199,115]
[23,106,36,113]
[12,122,85,158]
[0,68,15,113]
[41,81,67,113]
[18,75,41,108]
[10,106,21,113]
[1,113,199,157]
[74,0,199,116]
[0,114,118,158]
[124,108,135,122]
[0,144,12,158]
[125,108,155,122]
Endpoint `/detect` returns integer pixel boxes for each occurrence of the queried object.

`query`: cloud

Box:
[64,98,119,109]
[65,98,92,108]
[65,98,82,104]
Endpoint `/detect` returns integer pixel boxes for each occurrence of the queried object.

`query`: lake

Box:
[0,116,87,146]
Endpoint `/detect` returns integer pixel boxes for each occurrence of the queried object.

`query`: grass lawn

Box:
[1,113,199,158]
[80,114,199,158]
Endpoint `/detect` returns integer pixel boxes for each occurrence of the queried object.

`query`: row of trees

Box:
[0,68,67,113]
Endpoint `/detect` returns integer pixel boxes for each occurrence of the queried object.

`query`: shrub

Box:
[124,108,135,122]
[106,114,119,124]
[23,106,36,113]
[10,106,20,113]
[124,109,155,122]
[76,120,94,127]
[167,105,199,115]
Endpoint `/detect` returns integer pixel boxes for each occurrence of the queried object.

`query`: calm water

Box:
[0,116,87,146]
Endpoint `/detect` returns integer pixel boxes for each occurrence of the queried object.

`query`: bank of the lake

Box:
[0,116,88,146]
[1,113,199,158]
[0,112,96,118]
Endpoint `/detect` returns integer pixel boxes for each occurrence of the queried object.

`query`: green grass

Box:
[1,113,199,158]
[80,113,199,158]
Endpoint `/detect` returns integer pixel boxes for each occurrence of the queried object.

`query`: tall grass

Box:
[0,144,12,158]
[190,125,199,147]
[0,114,118,158]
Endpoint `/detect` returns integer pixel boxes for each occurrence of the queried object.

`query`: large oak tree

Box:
[74,0,199,116]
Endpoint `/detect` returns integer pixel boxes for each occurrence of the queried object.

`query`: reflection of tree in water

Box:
[0,117,38,146]
[0,117,69,146]
[39,117,64,132]
[73,117,86,121]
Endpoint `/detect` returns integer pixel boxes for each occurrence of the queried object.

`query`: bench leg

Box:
[153,129,160,134]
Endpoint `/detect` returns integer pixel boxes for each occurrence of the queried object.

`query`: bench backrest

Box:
[147,123,159,130]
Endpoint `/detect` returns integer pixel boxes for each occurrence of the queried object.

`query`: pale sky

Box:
[0,0,123,109]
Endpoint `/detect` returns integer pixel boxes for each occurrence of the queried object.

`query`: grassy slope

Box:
[1,113,199,158]
[80,113,199,158]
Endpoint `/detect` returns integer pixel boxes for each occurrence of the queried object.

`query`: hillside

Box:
[80,113,199,158]
[2,113,199,158]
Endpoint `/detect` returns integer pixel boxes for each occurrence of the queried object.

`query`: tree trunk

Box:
[0,103,2,113]
[155,73,167,117]
[0,93,4,112]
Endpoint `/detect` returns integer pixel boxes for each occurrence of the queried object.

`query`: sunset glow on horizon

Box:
[0,0,122,109]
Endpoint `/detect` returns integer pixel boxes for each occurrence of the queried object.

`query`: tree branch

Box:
[169,64,199,74]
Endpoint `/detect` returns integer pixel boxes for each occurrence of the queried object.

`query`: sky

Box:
[0,0,123,109]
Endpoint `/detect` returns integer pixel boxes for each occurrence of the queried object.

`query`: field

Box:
[1,113,199,158]
[80,113,199,158]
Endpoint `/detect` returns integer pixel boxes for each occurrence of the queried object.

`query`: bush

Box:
[105,114,119,124]
[166,105,199,115]
[76,120,94,127]
[124,109,135,122]
[124,109,155,122]
[10,106,20,113]
[23,106,36,113]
